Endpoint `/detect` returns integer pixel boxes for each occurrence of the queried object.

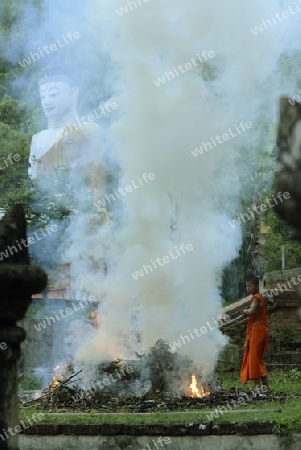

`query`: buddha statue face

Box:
[39,80,78,126]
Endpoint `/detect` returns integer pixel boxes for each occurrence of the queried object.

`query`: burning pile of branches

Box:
[20,340,275,412]
[20,366,82,408]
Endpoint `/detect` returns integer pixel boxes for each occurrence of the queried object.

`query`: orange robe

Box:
[240,293,268,383]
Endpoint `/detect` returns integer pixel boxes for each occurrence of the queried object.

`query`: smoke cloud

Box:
[9,0,301,381]
[76,0,283,376]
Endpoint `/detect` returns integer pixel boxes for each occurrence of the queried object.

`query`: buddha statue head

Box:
[38,65,78,129]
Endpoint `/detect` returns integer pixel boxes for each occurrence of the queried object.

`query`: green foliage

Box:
[19,395,301,440]
[282,327,296,346]
[218,368,301,397]
[199,61,219,82]
[285,368,301,381]
[220,113,278,301]
[19,377,43,390]
[220,49,301,301]
[0,2,45,235]
[25,303,43,318]
[0,93,32,208]
[1,0,301,302]
[261,205,301,272]
[0,1,100,270]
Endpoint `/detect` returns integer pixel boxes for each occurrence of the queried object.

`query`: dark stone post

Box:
[275,97,301,309]
[274,97,301,237]
[0,205,47,450]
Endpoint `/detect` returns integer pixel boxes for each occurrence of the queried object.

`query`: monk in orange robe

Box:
[240,275,269,390]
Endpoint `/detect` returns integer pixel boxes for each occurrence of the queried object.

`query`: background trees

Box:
[1,0,300,301]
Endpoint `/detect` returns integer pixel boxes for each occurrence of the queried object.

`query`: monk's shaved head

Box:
[246,275,259,287]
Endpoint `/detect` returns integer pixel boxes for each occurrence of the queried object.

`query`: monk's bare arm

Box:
[243,298,259,316]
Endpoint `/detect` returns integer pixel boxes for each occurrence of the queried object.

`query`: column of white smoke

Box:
[76,0,284,376]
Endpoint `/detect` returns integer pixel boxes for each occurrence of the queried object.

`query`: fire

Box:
[49,376,60,391]
[90,308,101,328]
[49,365,65,391]
[189,374,210,398]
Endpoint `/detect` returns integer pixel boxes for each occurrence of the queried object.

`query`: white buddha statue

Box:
[29,67,107,299]
[29,67,105,197]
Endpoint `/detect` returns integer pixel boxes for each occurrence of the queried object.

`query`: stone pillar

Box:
[0,205,47,450]
[275,97,301,306]
[274,97,301,238]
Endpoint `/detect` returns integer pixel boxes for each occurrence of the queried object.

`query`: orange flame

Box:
[189,374,210,398]
[49,376,60,391]
[91,308,101,328]
[49,365,65,391]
